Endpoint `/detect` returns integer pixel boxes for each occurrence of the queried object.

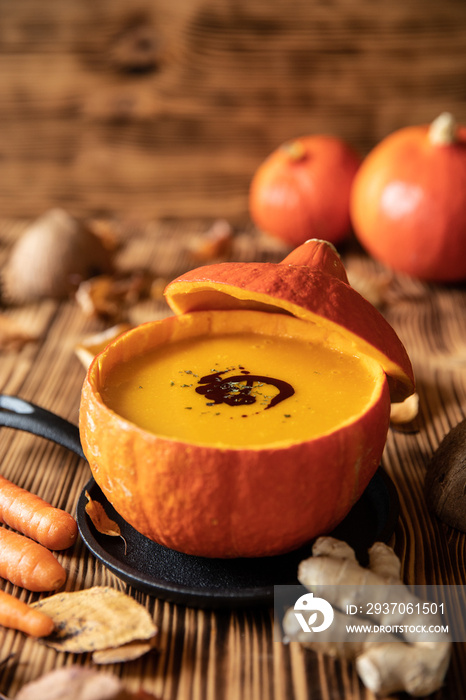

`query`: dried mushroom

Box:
[425,418,466,532]
[2,209,114,304]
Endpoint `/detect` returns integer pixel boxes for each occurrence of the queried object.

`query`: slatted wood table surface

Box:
[0,217,465,699]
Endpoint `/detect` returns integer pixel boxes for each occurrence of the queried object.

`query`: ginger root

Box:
[283,537,451,697]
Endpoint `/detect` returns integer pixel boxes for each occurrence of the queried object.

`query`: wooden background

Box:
[1,0,466,221]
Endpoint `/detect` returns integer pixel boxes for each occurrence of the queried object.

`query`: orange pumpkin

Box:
[79,240,414,558]
[249,136,361,247]
[351,113,466,282]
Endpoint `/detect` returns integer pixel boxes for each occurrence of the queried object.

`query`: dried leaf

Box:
[150,277,169,301]
[75,275,123,319]
[86,218,122,253]
[92,637,157,664]
[75,324,132,369]
[346,269,393,308]
[116,269,154,306]
[0,314,38,351]
[85,491,127,553]
[32,587,157,654]
[188,219,233,261]
[75,270,154,320]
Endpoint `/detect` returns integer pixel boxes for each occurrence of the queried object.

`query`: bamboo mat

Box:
[0,217,465,699]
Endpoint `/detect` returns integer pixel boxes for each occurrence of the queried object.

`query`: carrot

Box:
[0,589,54,637]
[0,526,67,592]
[0,474,78,550]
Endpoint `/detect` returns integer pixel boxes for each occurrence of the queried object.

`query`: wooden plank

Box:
[1,1,466,218]
[0,217,466,698]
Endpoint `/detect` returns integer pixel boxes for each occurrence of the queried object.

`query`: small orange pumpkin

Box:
[79,240,414,558]
[249,136,361,247]
[351,113,466,282]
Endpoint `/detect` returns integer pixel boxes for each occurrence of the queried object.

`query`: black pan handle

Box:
[0,394,84,459]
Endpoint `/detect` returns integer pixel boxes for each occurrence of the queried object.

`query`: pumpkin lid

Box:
[164,239,415,403]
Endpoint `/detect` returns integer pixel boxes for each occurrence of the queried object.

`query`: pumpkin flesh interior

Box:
[95,310,387,448]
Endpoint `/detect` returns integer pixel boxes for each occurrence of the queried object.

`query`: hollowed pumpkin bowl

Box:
[79,240,414,559]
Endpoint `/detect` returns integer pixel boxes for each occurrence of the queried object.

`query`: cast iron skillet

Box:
[0,394,84,458]
[0,393,400,609]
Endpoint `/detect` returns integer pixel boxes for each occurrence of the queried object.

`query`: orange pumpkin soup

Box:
[101,331,379,447]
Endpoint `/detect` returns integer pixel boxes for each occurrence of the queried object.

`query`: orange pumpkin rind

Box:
[80,309,391,558]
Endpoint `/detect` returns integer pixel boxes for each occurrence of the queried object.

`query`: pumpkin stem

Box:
[282,140,307,162]
[429,112,457,146]
[280,239,349,283]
